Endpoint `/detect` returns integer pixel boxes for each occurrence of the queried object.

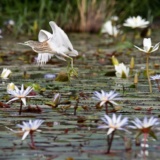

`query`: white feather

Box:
[38,30,52,42]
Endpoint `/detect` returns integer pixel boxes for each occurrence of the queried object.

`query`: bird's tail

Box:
[68,49,78,57]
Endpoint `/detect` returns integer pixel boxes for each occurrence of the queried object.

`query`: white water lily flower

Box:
[6,84,34,106]
[98,114,129,135]
[92,90,121,106]
[129,116,159,140]
[150,74,160,81]
[18,119,44,140]
[134,38,159,53]
[129,116,159,131]
[115,63,129,78]
[6,119,44,140]
[1,68,12,79]
[123,16,149,29]
[101,20,120,37]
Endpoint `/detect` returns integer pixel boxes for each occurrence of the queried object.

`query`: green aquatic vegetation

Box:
[1,27,160,159]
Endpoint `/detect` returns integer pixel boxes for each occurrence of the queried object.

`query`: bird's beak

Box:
[17,42,27,46]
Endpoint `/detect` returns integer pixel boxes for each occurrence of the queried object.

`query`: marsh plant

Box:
[92,90,121,114]
[45,93,61,108]
[98,114,129,154]
[6,84,35,115]
[134,38,160,93]
[0,0,117,35]
[73,92,89,115]
[2,0,160,35]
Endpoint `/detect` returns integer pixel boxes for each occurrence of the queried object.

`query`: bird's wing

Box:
[49,21,74,51]
[38,30,52,42]
[67,50,78,56]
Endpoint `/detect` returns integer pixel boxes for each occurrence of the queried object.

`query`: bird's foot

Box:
[67,67,78,80]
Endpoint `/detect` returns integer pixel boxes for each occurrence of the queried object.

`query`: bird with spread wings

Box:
[19,21,78,78]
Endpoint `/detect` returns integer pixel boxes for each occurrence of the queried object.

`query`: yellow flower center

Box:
[101,96,108,102]
[109,124,117,129]
[17,95,25,98]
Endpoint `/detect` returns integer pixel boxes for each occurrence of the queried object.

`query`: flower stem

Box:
[107,131,115,154]
[19,101,23,115]
[146,55,152,93]
[74,98,79,115]
[30,131,35,147]
[105,102,108,115]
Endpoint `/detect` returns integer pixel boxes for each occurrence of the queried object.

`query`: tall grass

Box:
[0,0,160,36]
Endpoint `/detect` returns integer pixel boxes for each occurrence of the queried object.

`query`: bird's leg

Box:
[58,52,78,79]
[67,57,78,79]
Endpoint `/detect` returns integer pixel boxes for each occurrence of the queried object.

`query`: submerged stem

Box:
[146,55,152,93]
[105,102,108,115]
[19,101,23,115]
[30,131,35,147]
[74,97,79,115]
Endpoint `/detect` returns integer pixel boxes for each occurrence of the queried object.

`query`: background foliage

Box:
[0,0,160,36]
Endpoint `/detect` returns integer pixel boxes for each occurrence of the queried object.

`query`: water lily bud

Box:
[112,56,119,66]
[1,68,12,79]
[130,57,135,69]
[53,93,61,106]
[7,82,15,91]
[134,73,138,84]
[115,63,129,78]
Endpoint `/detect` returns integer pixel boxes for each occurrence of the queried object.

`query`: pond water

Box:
[0,33,160,160]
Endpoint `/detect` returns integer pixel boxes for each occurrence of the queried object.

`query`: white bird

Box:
[19,21,78,76]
